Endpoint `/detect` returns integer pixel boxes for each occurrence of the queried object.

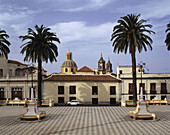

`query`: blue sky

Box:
[0,0,170,73]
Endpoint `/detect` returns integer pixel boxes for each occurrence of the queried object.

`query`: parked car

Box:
[67,100,80,105]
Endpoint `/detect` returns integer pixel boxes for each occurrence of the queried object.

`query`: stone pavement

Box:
[0,105,170,135]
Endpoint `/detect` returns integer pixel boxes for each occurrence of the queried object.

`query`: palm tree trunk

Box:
[38,57,42,106]
[131,44,137,106]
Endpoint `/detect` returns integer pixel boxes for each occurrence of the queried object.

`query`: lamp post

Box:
[18,63,46,120]
[138,61,145,101]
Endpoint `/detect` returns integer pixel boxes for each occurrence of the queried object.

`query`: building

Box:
[0,56,46,100]
[44,51,121,105]
[0,51,170,105]
[117,66,170,101]
[44,74,121,105]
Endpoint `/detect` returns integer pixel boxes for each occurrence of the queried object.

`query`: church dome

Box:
[61,60,77,67]
[61,51,78,69]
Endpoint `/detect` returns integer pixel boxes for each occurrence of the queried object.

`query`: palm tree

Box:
[111,14,155,105]
[20,25,60,106]
[165,23,170,50]
[0,28,11,58]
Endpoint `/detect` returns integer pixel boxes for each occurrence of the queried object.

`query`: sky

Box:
[0,0,170,73]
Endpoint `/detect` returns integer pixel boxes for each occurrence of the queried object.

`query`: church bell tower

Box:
[106,58,112,73]
[98,53,106,74]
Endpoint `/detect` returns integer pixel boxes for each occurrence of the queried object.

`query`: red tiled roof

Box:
[77,66,94,72]
[8,60,28,66]
[8,60,47,72]
[45,74,121,82]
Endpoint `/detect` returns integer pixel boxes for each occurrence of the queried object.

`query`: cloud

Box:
[36,0,114,12]
[118,0,170,19]
[50,21,116,44]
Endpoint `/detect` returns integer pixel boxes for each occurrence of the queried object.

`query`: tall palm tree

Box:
[20,25,60,106]
[0,28,11,58]
[111,14,155,105]
[165,23,170,50]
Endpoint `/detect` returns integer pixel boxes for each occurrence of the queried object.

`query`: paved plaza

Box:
[0,105,170,135]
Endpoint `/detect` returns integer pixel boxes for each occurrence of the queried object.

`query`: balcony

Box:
[150,90,157,94]
[161,89,167,94]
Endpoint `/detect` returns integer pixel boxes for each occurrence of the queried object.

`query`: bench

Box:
[41,99,54,107]
[7,99,27,106]
[121,100,134,107]
[147,99,168,105]
[0,100,8,105]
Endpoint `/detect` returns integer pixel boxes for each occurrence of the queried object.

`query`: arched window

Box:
[65,68,68,72]
[71,68,73,72]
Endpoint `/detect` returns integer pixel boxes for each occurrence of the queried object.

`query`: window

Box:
[150,83,156,90]
[161,83,166,90]
[69,86,76,94]
[92,86,98,95]
[58,86,64,94]
[161,83,167,94]
[71,68,73,72]
[110,86,116,95]
[150,83,156,94]
[120,70,123,74]
[65,68,68,72]
[129,83,133,91]
[129,83,133,94]
[0,69,3,77]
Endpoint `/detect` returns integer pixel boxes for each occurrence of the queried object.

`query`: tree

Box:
[0,28,11,58]
[111,14,155,105]
[165,23,170,50]
[20,25,60,106]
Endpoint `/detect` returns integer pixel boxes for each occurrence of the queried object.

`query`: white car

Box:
[67,100,80,105]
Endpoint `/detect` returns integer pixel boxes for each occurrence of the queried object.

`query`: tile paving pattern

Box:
[0,105,170,135]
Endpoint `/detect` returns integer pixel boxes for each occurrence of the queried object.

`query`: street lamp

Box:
[138,61,145,101]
